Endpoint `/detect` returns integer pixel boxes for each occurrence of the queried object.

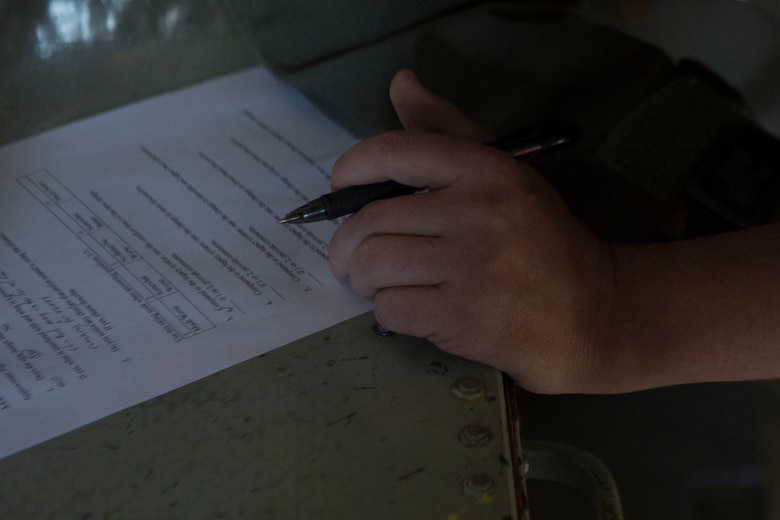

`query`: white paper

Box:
[0,67,370,459]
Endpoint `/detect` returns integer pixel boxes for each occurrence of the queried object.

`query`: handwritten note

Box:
[0,67,370,459]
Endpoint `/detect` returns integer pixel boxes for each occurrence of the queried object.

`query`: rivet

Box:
[450,377,486,401]
[461,474,496,498]
[371,323,394,337]
[458,423,493,448]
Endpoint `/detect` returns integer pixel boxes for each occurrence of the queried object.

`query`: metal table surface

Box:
[0,2,523,518]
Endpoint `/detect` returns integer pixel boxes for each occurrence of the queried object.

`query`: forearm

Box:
[603,223,780,392]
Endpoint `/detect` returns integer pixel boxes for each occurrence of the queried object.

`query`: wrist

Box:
[580,242,673,394]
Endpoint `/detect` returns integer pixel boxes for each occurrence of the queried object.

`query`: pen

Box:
[277,120,580,224]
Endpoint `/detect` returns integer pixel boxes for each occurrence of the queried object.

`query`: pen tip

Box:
[277,214,301,224]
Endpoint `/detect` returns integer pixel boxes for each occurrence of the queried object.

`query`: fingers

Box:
[331,130,509,191]
[372,285,446,342]
[331,68,498,192]
[329,189,462,278]
[389,69,492,141]
[371,284,501,369]
[347,234,449,299]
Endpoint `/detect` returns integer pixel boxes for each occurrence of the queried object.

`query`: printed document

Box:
[0,67,370,459]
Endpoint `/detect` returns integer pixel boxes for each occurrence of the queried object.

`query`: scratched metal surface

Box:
[0,2,520,518]
[0,312,518,519]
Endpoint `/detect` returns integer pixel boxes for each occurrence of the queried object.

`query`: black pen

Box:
[277,120,580,224]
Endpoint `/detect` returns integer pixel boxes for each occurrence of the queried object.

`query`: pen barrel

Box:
[321,180,417,219]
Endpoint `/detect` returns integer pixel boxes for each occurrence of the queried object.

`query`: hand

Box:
[329,70,616,393]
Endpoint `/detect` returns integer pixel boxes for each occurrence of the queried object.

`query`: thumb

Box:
[389,69,492,141]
